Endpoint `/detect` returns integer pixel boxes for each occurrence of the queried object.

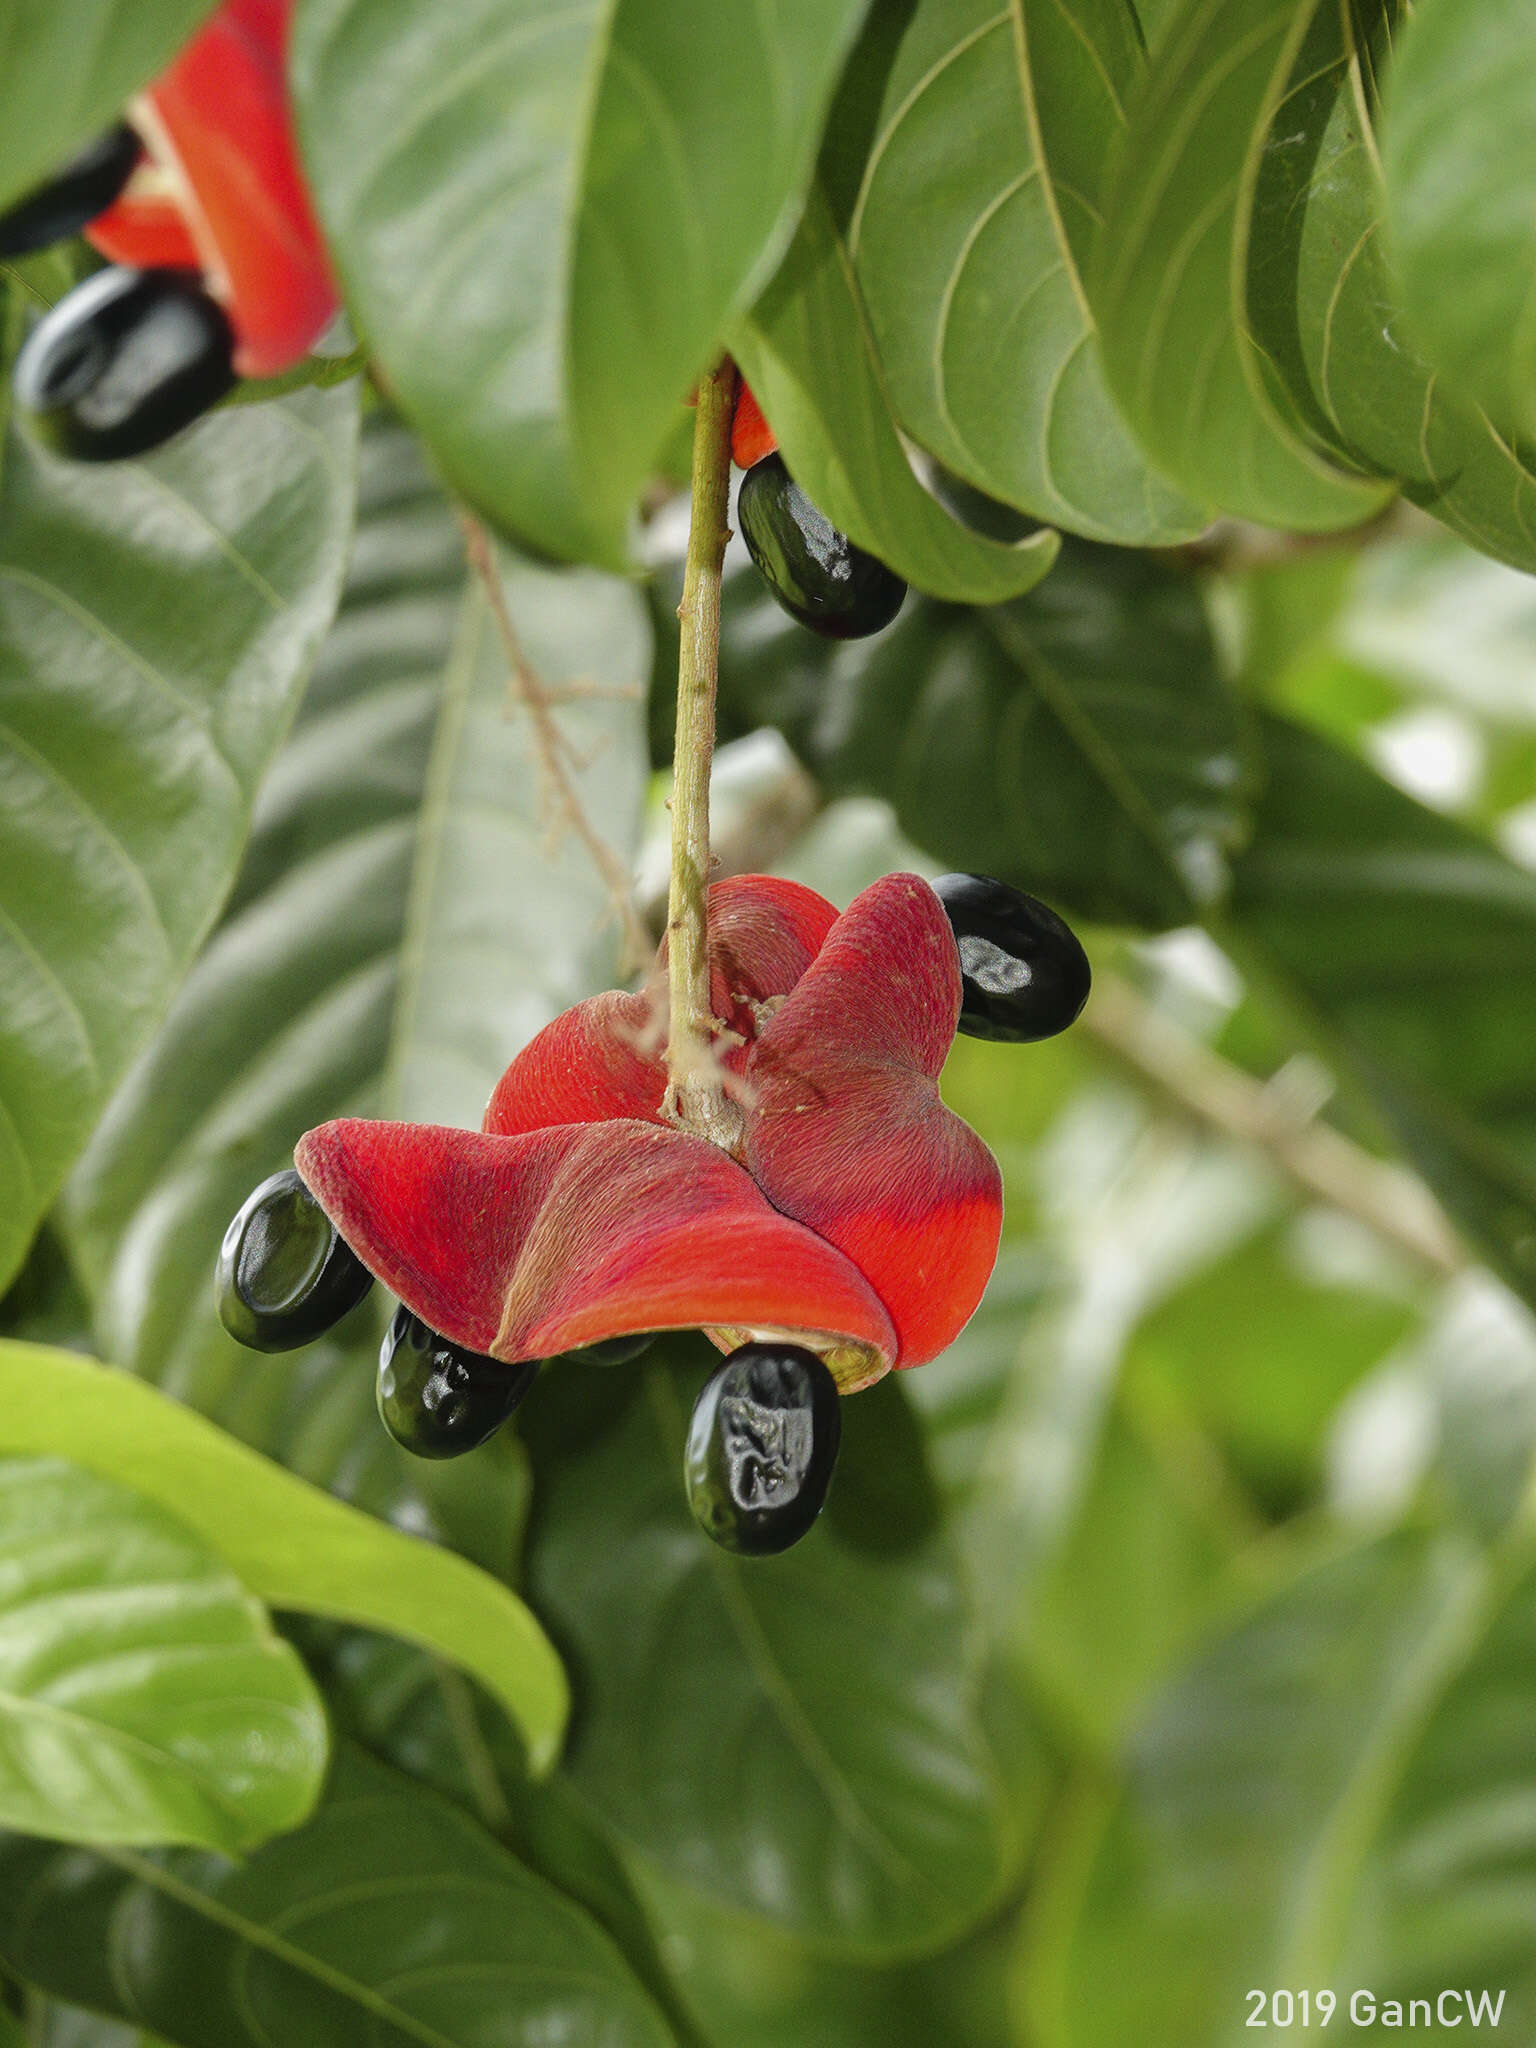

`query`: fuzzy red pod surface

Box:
[295,875,1002,1394]
[86,0,338,377]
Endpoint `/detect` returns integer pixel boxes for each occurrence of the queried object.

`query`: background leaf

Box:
[0,1750,678,2048]
[1088,0,1391,528]
[844,0,1204,543]
[1043,1526,1536,2043]
[521,1347,1016,1959]
[0,1456,324,1853]
[0,1342,568,1773]
[0,0,215,213]
[1383,0,1536,440]
[703,541,1253,927]
[59,418,647,1544]
[292,0,871,567]
[1229,713,1536,1313]
[730,187,1061,601]
[0,370,358,1295]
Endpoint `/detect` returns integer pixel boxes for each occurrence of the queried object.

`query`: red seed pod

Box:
[731,378,777,470]
[295,874,1003,1395]
[107,0,338,378]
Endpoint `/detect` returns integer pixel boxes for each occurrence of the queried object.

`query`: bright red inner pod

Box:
[135,0,338,377]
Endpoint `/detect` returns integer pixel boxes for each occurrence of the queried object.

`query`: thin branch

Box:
[664,356,742,1150]
[1083,968,1466,1277]
[459,511,650,971]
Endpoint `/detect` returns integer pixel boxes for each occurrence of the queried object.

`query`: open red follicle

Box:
[295,873,1002,1393]
[87,0,338,378]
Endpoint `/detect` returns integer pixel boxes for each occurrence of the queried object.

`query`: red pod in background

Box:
[731,378,777,469]
[90,0,338,377]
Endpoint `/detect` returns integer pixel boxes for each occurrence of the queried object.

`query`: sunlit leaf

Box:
[0,1456,324,1853]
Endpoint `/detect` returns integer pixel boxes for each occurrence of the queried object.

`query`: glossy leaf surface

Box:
[293,0,871,565]
[0,369,357,1294]
[731,187,1061,601]
[0,1455,324,1852]
[1089,0,1391,527]
[522,1352,1015,1958]
[1383,0,1536,439]
[0,1751,676,2048]
[846,0,1204,542]
[0,1341,567,1772]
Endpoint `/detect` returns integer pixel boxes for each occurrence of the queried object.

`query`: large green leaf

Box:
[521,1349,1016,1960]
[0,374,358,1296]
[0,1,215,213]
[845,0,1204,543]
[709,543,1254,928]
[292,0,870,567]
[60,419,647,1507]
[1254,4,1536,574]
[0,1750,677,2048]
[0,1341,568,1773]
[1229,713,1536,1312]
[0,1456,323,1853]
[1088,0,1392,528]
[1042,1527,1536,2043]
[1382,0,1536,440]
[730,186,1061,601]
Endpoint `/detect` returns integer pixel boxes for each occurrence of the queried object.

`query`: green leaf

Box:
[730,186,1061,601]
[1230,713,1536,1312]
[59,419,647,1516]
[386,536,650,1128]
[0,376,359,1295]
[292,0,870,567]
[0,1456,324,1853]
[1255,5,1536,574]
[0,1,215,214]
[715,542,1254,927]
[844,0,1205,543]
[522,1348,1016,1958]
[1383,0,1536,440]
[1088,0,1392,528]
[1042,1528,1536,2041]
[0,1341,568,1773]
[0,1749,677,2048]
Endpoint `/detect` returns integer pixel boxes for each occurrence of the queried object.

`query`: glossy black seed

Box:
[737,454,906,640]
[684,1341,842,1556]
[14,265,236,462]
[932,872,1091,1043]
[567,1332,656,1366]
[0,124,140,257]
[377,1307,538,1460]
[216,1168,373,1353]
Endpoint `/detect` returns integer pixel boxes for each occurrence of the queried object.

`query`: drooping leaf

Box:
[1043,1528,1536,2042]
[1255,3,1536,574]
[0,363,357,1295]
[1383,0,1536,441]
[0,0,216,213]
[0,1750,677,2048]
[0,1456,324,1853]
[292,0,871,567]
[0,1341,567,1772]
[1230,713,1536,1312]
[730,186,1061,601]
[521,1349,1016,1959]
[845,0,1204,542]
[712,543,1254,928]
[1088,0,1392,528]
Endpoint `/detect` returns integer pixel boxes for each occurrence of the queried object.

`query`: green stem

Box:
[666,356,740,1148]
